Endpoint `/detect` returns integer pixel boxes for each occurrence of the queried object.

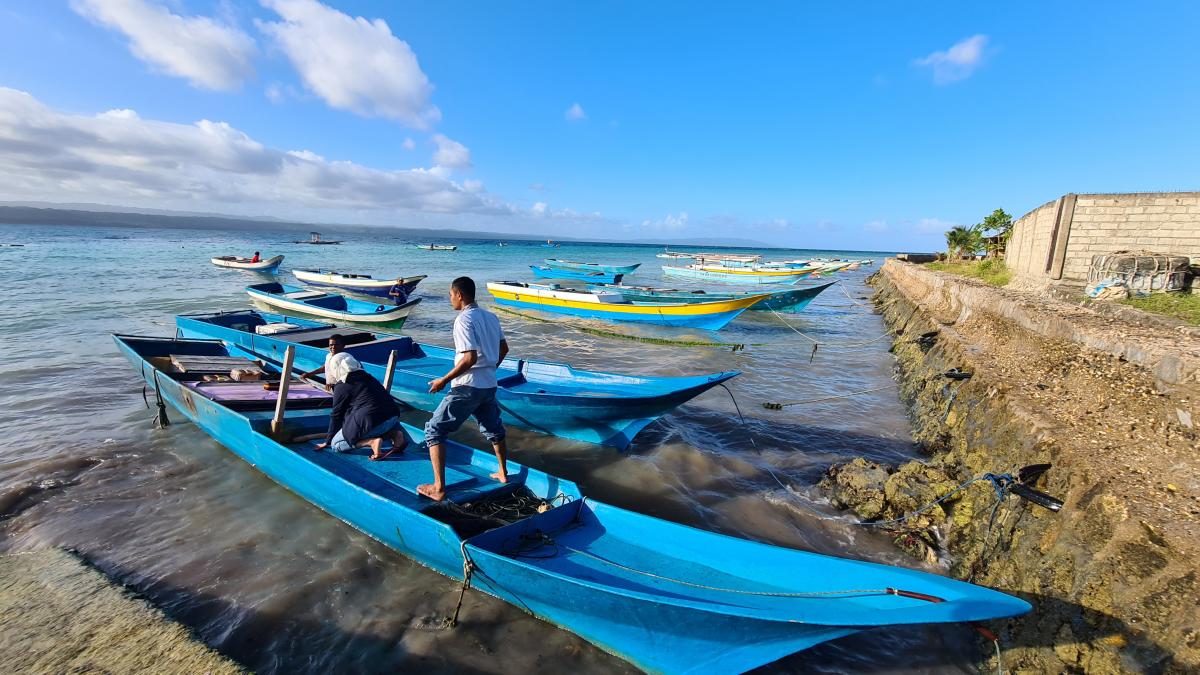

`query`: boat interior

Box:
[123,335,577,537]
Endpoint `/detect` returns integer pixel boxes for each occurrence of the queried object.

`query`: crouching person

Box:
[315,352,408,460]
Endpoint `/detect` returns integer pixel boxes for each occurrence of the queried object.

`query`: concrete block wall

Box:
[1007,192,1200,286]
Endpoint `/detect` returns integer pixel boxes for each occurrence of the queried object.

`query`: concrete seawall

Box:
[823,260,1199,673]
[0,549,242,674]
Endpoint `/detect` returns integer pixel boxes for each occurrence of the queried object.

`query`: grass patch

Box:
[924,259,1012,286]
[1121,292,1200,325]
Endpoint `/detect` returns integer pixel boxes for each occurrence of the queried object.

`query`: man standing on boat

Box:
[418,277,509,501]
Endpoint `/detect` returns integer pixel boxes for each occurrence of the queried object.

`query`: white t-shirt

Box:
[452,303,505,388]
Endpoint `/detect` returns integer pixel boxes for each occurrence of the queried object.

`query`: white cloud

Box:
[565,102,586,121]
[0,87,500,217]
[640,212,689,231]
[431,133,471,169]
[864,219,889,232]
[258,0,439,128]
[531,201,548,216]
[915,218,956,234]
[914,34,989,85]
[402,137,416,151]
[72,0,256,91]
[265,82,285,103]
[461,179,483,193]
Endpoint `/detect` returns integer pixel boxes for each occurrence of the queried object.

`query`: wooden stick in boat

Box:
[382,349,399,392]
[271,345,295,437]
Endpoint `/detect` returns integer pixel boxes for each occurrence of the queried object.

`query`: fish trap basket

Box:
[1086,251,1190,295]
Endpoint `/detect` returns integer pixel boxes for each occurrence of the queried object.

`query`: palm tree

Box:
[945,226,979,259]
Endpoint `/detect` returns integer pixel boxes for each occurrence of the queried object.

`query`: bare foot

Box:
[417,483,446,501]
[490,471,508,484]
[366,437,383,457]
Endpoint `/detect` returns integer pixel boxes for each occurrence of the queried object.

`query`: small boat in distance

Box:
[589,281,836,313]
[246,282,420,326]
[115,333,1031,674]
[531,265,624,284]
[292,231,342,245]
[177,309,739,448]
[662,264,813,285]
[543,259,641,275]
[211,254,284,272]
[542,239,560,248]
[413,244,458,251]
[291,269,426,301]
[487,281,767,330]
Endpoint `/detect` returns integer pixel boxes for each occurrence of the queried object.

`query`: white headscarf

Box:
[326,352,362,386]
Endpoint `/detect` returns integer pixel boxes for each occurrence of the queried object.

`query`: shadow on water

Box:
[70,549,606,675]
[68,550,1185,675]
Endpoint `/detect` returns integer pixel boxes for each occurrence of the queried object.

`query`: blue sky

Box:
[0,1,1197,249]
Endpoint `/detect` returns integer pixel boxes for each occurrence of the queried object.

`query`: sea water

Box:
[0,223,977,673]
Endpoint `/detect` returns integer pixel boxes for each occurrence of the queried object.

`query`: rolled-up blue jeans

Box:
[423,386,505,447]
[331,416,401,453]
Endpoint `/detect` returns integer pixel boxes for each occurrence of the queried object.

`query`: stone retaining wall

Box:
[832,260,1200,673]
[1007,192,1200,288]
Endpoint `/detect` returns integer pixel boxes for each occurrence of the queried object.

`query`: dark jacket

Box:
[326,370,401,446]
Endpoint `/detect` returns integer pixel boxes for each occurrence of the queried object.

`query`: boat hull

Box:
[531,266,623,284]
[543,259,641,275]
[246,283,419,325]
[291,270,426,300]
[115,335,1032,674]
[661,265,811,284]
[591,282,835,313]
[488,283,764,330]
[211,255,284,271]
[175,311,740,449]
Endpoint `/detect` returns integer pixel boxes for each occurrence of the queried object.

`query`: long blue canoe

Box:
[114,334,1031,674]
[588,282,836,313]
[531,265,624,284]
[544,259,641,275]
[176,310,737,449]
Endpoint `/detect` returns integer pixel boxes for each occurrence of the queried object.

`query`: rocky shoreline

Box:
[820,260,1199,673]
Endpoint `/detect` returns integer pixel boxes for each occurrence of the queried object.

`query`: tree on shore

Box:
[978,208,1013,257]
[945,225,982,259]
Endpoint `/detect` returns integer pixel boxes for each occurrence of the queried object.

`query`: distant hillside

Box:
[0,205,552,242]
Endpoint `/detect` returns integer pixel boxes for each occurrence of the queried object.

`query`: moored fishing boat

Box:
[531,265,623,284]
[487,281,765,330]
[211,254,284,272]
[543,258,641,275]
[661,264,813,284]
[413,244,458,251]
[292,231,342,245]
[589,281,836,313]
[115,333,1031,674]
[176,309,739,448]
[246,282,420,326]
[291,269,426,301]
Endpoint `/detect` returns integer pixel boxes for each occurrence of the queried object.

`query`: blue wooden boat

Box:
[246,282,420,326]
[588,282,836,313]
[176,310,738,449]
[114,334,1031,674]
[488,282,764,330]
[291,269,426,301]
[544,259,641,275]
[531,265,624,284]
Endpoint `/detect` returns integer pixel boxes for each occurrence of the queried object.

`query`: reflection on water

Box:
[0,224,968,673]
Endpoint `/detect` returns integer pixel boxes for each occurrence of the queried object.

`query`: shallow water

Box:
[0,223,978,673]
